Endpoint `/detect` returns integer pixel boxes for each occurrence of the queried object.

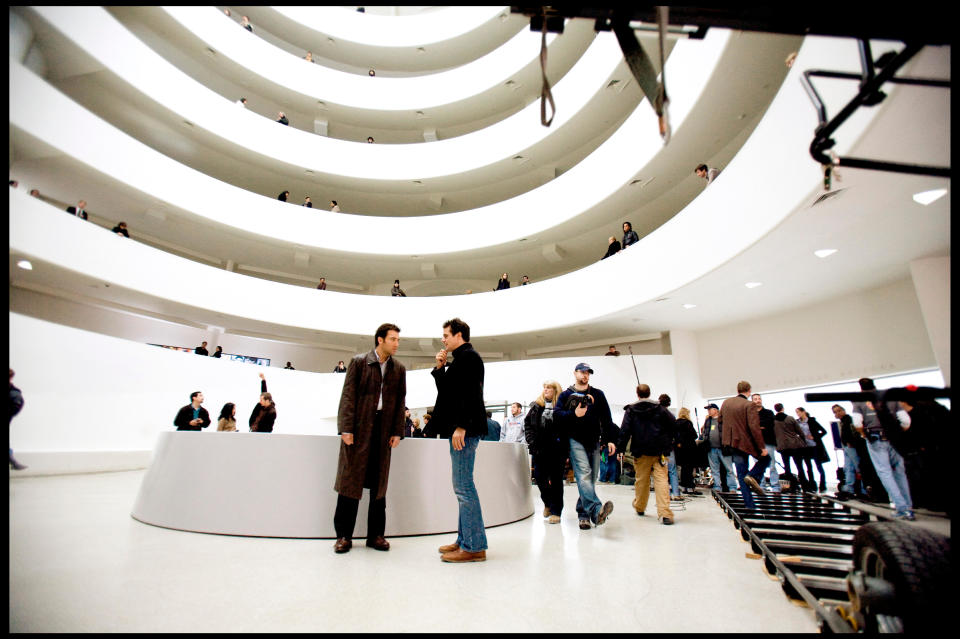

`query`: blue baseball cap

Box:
[574,363,594,374]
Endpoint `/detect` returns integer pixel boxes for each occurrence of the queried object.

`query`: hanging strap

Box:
[539,10,556,127]
[613,7,672,144]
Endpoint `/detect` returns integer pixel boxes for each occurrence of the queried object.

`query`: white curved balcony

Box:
[9,25,729,256]
[9,34,894,341]
[274,6,511,48]
[32,5,629,190]
[237,6,527,74]
[162,6,567,114]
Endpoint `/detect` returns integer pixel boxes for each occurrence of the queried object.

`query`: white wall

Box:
[9,312,676,472]
[694,277,937,398]
[909,256,951,385]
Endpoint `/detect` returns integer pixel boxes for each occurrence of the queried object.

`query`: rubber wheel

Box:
[852,521,951,632]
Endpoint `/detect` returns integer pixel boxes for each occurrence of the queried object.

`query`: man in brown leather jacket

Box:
[720,380,769,509]
[333,323,406,554]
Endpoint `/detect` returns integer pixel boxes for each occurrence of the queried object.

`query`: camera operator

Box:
[554,363,617,531]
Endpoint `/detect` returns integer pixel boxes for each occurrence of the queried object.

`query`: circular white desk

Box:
[131,432,534,538]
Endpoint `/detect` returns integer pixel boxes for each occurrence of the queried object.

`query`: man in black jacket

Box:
[431,318,488,563]
[65,199,88,220]
[248,373,276,432]
[555,363,616,530]
[618,384,677,524]
[194,341,209,356]
[753,394,781,494]
[174,391,211,431]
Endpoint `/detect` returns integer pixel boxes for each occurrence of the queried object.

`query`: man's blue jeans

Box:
[764,444,781,493]
[569,439,602,523]
[865,439,913,516]
[706,447,739,491]
[668,451,680,496]
[731,451,770,509]
[450,435,487,552]
[841,445,863,495]
[597,451,619,483]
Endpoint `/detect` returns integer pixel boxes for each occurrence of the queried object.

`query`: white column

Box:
[909,256,950,385]
[667,330,706,420]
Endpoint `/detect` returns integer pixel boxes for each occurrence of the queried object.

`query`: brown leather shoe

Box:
[366,536,390,551]
[441,549,486,563]
[334,537,352,553]
[438,542,460,554]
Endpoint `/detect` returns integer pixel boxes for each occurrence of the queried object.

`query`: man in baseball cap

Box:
[554,362,616,530]
[700,403,738,492]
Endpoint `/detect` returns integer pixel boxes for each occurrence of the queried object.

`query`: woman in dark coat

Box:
[797,407,829,491]
[495,273,510,290]
[674,407,699,495]
[524,381,565,522]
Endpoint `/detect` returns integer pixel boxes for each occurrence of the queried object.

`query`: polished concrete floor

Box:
[10,470,831,632]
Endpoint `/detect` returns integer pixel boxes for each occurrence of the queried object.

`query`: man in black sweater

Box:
[554,363,616,530]
[174,391,211,431]
[430,318,488,563]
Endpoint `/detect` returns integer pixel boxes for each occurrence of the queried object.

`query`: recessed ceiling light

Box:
[416,47,426,54]
[745,282,762,289]
[655,297,669,302]
[814,249,837,258]
[682,303,696,309]
[16,260,32,270]
[912,188,947,205]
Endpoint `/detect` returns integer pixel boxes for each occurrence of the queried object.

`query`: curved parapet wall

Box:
[8,26,729,254]
[244,6,526,74]
[10,31,885,341]
[32,6,614,184]
[131,432,533,538]
[271,6,513,49]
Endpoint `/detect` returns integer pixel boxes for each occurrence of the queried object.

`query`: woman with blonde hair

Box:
[675,407,700,496]
[523,380,565,523]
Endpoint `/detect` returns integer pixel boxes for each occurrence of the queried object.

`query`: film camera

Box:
[566,393,594,410]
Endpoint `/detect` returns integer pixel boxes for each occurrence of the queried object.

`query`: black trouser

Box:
[333,412,386,540]
[532,440,566,516]
[333,493,386,540]
[781,450,810,491]
[679,457,695,490]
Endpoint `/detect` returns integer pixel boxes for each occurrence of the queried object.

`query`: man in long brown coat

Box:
[333,323,406,554]
[720,380,770,509]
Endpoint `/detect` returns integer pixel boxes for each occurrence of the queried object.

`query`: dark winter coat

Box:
[719,393,764,458]
[674,417,698,465]
[601,240,621,260]
[248,378,276,433]
[10,383,24,422]
[774,412,806,451]
[429,343,487,439]
[334,350,407,500]
[618,399,676,457]
[808,416,830,464]
[757,407,777,446]
[524,401,562,453]
[555,385,616,450]
[174,404,211,431]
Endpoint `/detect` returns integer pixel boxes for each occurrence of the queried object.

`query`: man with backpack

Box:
[618,384,678,525]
